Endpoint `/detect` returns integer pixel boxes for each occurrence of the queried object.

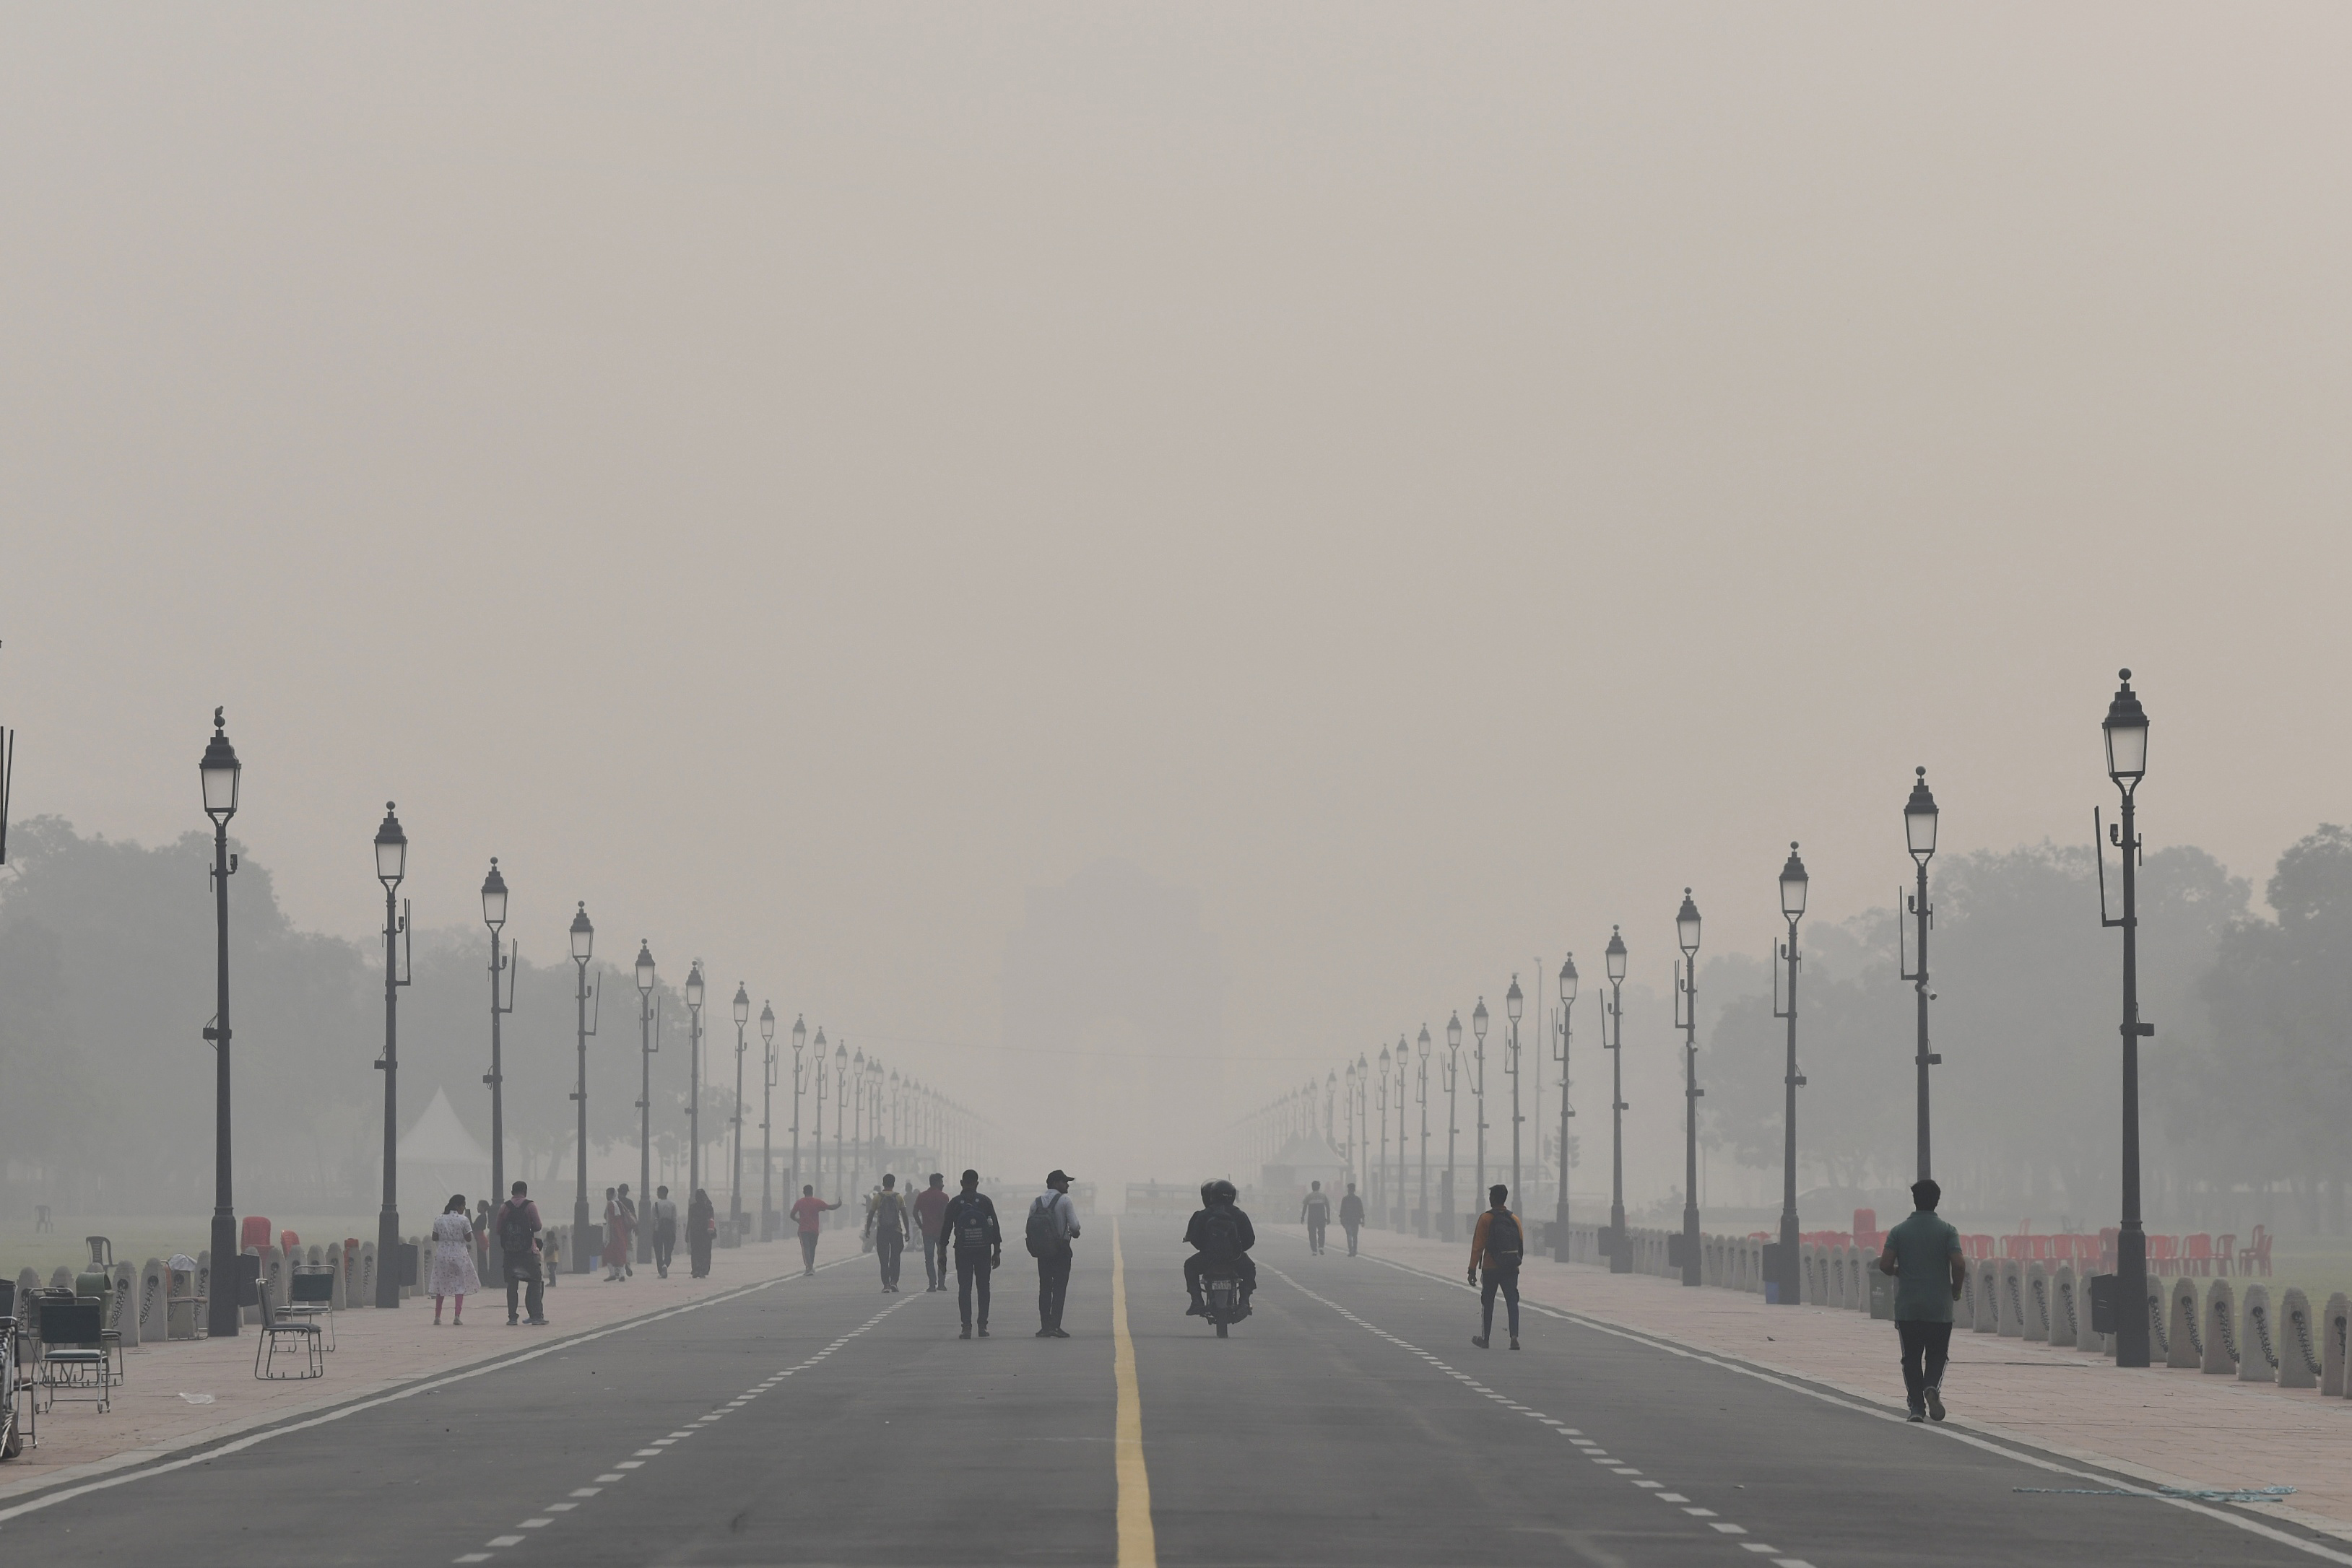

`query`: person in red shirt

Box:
[913,1172,952,1292]
[789,1185,838,1277]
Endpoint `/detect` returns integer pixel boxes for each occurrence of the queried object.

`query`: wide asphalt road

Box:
[1,1216,2343,1567]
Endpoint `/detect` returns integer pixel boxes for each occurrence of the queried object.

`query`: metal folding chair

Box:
[254,1289,323,1380]
[283,1268,337,1351]
[35,1298,113,1414]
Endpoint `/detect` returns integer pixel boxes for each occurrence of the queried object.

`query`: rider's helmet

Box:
[1209,1179,1238,1205]
[1199,1182,1217,1206]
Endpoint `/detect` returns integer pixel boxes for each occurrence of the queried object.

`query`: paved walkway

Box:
[1352,1226,2352,1543]
[1,1235,844,1500]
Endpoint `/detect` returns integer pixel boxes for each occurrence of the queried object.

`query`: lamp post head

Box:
[1605,925,1627,983]
[1472,998,1488,1042]
[2104,668,2149,786]
[684,961,705,1011]
[1506,976,1524,1024]
[480,858,508,931]
[1905,767,1939,863]
[1558,952,1578,1003]
[852,1047,864,1071]
[570,901,594,962]
[1418,1023,1431,1053]
[633,940,656,995]
[373,803,407,888]
[1676,889,1701,958]
[1446,1011,1462,1052]
[199,708,242,824]
[1780,842,1810,921]
[1397,1034,1412,1068]
[733,983,751,1027]
[1379,1045,1392,1073]
[814,1025,828,1053]
[760,1001,776,1045]
[793,1014,807,1051]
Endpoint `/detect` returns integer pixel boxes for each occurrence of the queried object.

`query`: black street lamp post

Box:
[1342,1059,1358,1193]
[1605,928,1630,1273]
[1415,1024,1432,1238]
[1442,1012,1462,1240]
[633,941,657,1266]
[1771,847,1808,1305]
[832,1038,846,1217]
[1552,955,1577,1263]
[2101,670,2153,1368]
[568,903,597,1274]
[1675,889,1703,1287]
[760,1002,777,1240]
[849,1047,866,1203]
[482,860,516,1216]
[1394,1037,1410,1231]
[685,962,706,1204]
[373,804,412,1309]
[731,983,750,1229]
[1376,1045,1390,1225]
[1903,769,1941,1180]
[200,710,243,1338]
[1505,977,1524,1209]
[791,1016,808,1216]
[1471,999,1489,1212]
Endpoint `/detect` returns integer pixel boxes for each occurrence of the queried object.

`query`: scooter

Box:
[1202,1263,1251,1338]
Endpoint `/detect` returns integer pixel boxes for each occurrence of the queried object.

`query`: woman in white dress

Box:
[429,1193,483,1325]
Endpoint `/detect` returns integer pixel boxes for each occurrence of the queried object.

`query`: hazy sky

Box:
[5,6,2347,1188]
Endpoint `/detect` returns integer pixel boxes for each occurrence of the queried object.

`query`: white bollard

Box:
[2277,1288,2320,1390]
[138,1258,169,1343]
[2169,1278,2204,1369]
[2051,1263,2078,1346]
[2023,1261,2051,1341]
[2239,1284,2278,1384]
[1996,1259,2023,1337]
[1973,1260,1999,1332]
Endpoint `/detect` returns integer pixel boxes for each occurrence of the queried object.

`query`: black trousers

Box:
[799,1232,820,1272]
[1306,1218,1327,1253]
[1183,1253,1257,1299]
[653,1224,675,1274]
[1898,1319,1953,1408]
[956,1247,993,1328]
[924,1234,947,1289]
[503,1255,544,1323]
[1037,1250,1072,1330]
[876,1233,904,1289]
[1343,1221,1361,1256]
[1480,1266,1520,1338]
[689,1233,712,1278]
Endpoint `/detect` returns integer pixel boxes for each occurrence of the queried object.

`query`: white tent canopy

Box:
[397,1086,493,1219]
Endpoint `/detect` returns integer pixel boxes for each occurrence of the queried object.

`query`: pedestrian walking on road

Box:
[617,1184,638,1279]
[1878,1177,1967,1422]
[1027,1170,1081,1337]
[1338,1182,1366,1256]
[941,1170,1002,1337]
[868,1173,911,1292]
[651,1185,678,1278]
[602,1188,630,1281]
[495,1180,546,1326]
[914,1172,952,1292]
[430,1193,482,1325]
[1301,1180,1332,1255]
[1467,1184,1523,1350]
[688,1187,716,1279]
[790,1185,838,1276]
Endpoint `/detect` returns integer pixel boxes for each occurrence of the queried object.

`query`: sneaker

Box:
[978,1326,990,1337]
[1185,1301,1205,1317]
[506,1317,519,1327]
[1471,1335,1488,1349]
[1924,1385,1945,1422]
[1036,1328,1051,1338]
[528,1317,550,1326]
[959,1325,972,1340]
[1906,1408,1926,1423]
[1509,1337,1520,1351]
[1050,1328,1070,1338]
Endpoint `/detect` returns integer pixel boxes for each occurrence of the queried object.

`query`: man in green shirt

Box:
[1876,1178,1967,1423]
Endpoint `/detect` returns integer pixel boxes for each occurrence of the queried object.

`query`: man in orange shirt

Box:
[914,1172,952,1292]
[1467,1183,1524,1351]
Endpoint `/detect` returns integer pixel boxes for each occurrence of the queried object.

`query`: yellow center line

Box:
[1111,1219,1157,1567]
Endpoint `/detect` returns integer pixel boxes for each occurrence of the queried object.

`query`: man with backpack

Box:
[1467,1183,1524,1349]
[866,1173,911,1292]
[1301,1180,1332,1255]
[1184,1179,1257,1317]
[1338,1181,1366,1256]
[940,1170,1002,1338]
[496,1180,546,1327]
[1026,1170,1081,1337]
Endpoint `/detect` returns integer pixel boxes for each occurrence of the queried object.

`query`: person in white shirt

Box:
[1028,1170,1082,1338]
[650,1186,680,1278]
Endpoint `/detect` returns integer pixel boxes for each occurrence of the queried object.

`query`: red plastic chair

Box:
[2243,1227,2272,1276]
[2148,1234,2179,1269]
[240,1215,273,1255]
[2213,1234,2234,1277]
[2184,1234,2213,1277]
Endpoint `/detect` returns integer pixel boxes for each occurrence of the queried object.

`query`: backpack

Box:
[497,1201,535,1256]
[1026,1194,1067,1258]
[1485,1211,1524,1268]
[953,1198,992,1249]
[1199,1207,1243,1260]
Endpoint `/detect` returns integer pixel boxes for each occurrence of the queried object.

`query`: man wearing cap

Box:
[1028,1170,1082,1338]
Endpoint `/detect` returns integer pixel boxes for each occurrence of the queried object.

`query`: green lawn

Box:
[1,1215,381,1281]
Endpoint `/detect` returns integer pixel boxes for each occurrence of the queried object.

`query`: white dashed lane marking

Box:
[450,1280,911,1562]
[1264,1260,1823,1568]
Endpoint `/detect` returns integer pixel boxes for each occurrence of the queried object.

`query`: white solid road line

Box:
[1340,1245,2352,1568]
[1264,1260,1817,1568]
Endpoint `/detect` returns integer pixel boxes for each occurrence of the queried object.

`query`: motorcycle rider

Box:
[1182,1178,1257,1317]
